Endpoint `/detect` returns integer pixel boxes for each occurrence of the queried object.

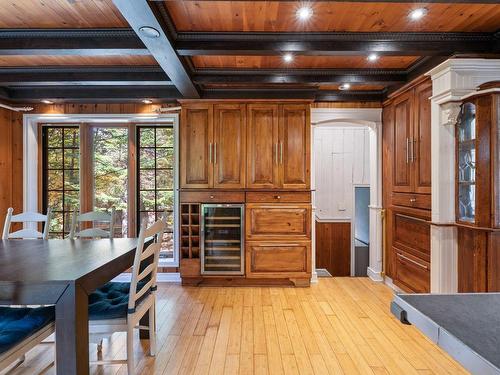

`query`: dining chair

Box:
[69,208,115,239]
[87,215,166,374]
[2,208,52,240]
[0,306,55,372]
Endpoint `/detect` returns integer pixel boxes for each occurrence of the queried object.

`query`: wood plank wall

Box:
[315,221,351,276]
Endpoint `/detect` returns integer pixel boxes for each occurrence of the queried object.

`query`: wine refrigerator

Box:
[200,204,244,275]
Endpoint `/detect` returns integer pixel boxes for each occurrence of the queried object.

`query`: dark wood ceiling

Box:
[0,0,498,103]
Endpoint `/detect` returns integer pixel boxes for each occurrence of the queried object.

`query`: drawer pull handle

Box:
[398,253,428,270]
[410,198,416,203]
[275,195,281,199]
[210,195,215,199]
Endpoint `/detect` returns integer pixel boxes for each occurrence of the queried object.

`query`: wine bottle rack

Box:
[180,203,200,259]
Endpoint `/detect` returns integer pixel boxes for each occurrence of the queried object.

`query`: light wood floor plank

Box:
[5,278,468,375]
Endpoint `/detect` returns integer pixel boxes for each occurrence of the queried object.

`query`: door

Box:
[180,104,213,188]
[213,104,246,189]
[392,92,414,193]
[279,104,310,189]
[413,81,432,194]
[247,104,280,188]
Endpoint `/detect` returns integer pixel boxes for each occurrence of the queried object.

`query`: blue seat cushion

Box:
[0,306,55,354]
[88,282,149,321]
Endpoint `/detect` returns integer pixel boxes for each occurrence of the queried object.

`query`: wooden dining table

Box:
[0,238,146,375]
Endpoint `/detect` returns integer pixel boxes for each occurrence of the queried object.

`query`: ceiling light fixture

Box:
[139,26,160,38]
[367,53,379,62]
[142,99,153,104]
[339,83,351,91]
[283,53,294,63]
[297,6,313,21]
[409,8,428,21]
[41,99,54,104]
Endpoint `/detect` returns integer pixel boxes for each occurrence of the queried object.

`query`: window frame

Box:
[38,119,180,266]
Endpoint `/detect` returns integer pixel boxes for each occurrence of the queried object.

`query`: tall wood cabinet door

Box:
[213,104,246,189]
[247,104,280,188]
[180,104,213,188]
[392,91,414,193]
[279,104,310,189]
[413,82,432,194]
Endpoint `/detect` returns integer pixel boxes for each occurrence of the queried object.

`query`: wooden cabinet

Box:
[180,103,246,189]
[246,203,311,241]
[246,104,280,188]
[279,104,310,189]
[246,241,310,278]
[213,104,246,189]
[180,104,213,188]
[383,78,432,291]
[455,82,500,292]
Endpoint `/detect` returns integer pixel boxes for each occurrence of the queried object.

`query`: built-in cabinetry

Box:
[179,101,311,286]
[383,77,432,293]
[455,82,500,292]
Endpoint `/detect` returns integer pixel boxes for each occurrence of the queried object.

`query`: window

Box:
[41,122,178,263]
[137,126,175,261]
[42,126,80,238]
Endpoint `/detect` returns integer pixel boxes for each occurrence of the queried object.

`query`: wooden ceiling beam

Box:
[111,0,199,98]
[7,86,181,102]
[193,69,407,85]
[176,32,498,57]
[0,29,149,56]
[0,68,171,86]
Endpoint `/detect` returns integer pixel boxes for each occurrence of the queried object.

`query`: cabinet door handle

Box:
[280,141,283,165]
[209,143,213,163]
[398,253,428,270]
[406,138,411,164]
[275,143,279,165]
[214,143,217,164]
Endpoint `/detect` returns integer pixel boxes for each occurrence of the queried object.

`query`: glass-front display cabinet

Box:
[456,82,500,228]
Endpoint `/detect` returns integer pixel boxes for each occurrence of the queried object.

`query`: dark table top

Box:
[0,238,138,284]
[398,293,500,370]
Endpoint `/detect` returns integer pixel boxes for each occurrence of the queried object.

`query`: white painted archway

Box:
[310,108,383,282]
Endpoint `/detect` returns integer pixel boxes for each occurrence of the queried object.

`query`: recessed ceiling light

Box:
[142,99,153,104]
[409,8,428,21]
[41,99,53,104]
[297,6,313,21]
[339,83,351,91]
[283,53,294,63]
[367,53,379,62]
[139,26,160,38]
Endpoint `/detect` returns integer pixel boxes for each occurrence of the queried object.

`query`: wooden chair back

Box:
[2,208,52,240]
[69,208,115,239]
[128,215,166,314]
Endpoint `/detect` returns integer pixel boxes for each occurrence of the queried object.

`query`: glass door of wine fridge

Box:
[201,204,244,275]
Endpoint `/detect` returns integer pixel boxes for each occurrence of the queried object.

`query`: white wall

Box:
[314,126,370,221]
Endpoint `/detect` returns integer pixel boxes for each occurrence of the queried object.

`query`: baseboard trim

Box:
[367,267,383,282]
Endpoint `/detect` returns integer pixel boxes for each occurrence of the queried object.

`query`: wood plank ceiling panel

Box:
[319,84,386,91]
[191,55,420,69]
[0,0,128,28]
[165,1,500,32]
[0,55,158,66]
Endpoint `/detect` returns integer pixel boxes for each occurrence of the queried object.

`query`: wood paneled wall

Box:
[0,107,23,227]
[0,102,177,228]
[315,221,351,276]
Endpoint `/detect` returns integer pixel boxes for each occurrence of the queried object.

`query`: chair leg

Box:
[127,326,135,375]
[149,304,156,356]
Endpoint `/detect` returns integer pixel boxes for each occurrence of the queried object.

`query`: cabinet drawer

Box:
[246,203,311,240]
[395,249,430,293]
[246,191,311,203]
[180,191,245,203]
[392,212,430,261]
[246,241,310,277]
[392,192,431,211]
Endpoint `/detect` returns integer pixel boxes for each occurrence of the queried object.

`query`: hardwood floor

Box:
[5,278,467,375]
